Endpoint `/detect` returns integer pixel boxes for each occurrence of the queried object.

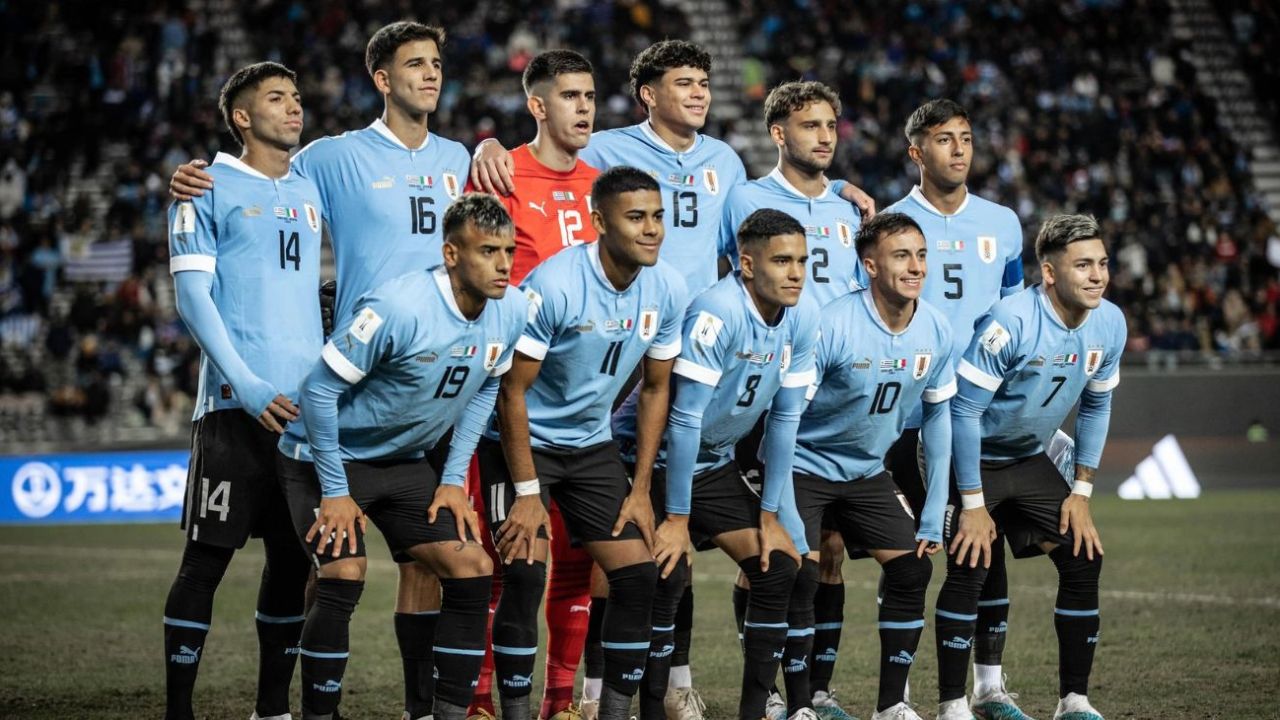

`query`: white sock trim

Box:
[583,677,602,702]
[668,664,692,688]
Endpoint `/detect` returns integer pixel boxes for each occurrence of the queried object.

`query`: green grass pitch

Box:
[1,490,1277,719]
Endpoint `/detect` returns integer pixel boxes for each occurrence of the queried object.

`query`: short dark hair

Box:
[1035,214,1101,263]
[904,99,969,146]
[763,81,842,129]
[592,166,661,209]
[523,50,594,95]
[218,62,297,147]
[365,21,446,77]
[443,193,514,243]
[737,209,806,253]
[855,212,924,259]
[629,40,712,109]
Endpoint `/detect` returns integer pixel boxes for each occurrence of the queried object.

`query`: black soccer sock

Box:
[395,611,439,719]
[602,562,658,697]
[672,582,694,669]
[163,540,233,720]
[877,553,931,712]
[737,553,797,720]
[975,536,1010,667]
[253,535,310,717]
[300,578,364,717]
[433,576,492,710]
[732,582,750,649]
[809,581,845,695]
[492,559,546,702]
[783,558,819,715]
[1050,546,1102,698]
[640,561,687,720]
[584,595,608,683]
[935,552,988,703]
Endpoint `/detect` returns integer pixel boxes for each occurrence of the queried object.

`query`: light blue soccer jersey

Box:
[613,274,819,472]
[168,152,323,419]
[794,289,957,481]
[955,284,1125,462]
[500,242,687,449]
[292,119,471,322]
[720,169,862,308]
[282,267,526,464]
[580,122,746,294]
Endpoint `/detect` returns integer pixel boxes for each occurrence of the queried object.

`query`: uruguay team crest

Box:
[977,235,997,264]
[443,173,460,200]
[304,204,321,233]
[912,352,932,380]
[1085,349,1103,376]
[837,221,854,248]
[639,309,659,341]
[484,342,505,372]
[703,168,719,195]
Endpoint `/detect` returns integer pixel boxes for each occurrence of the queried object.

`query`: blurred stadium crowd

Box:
[0,0,1276,444]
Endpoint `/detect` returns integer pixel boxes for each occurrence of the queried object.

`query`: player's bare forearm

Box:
[630,357,674,494]
[1074,464,1096,486]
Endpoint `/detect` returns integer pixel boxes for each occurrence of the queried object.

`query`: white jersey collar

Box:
[767,166,830,200]
[212,152,290,181]
[860,286,919,336]
[587,242,639,294]
[1035,283,1091,331]
[432,265,470,323]
[908,184,969,217]
[369,118,431,151]
[736,273,777,327]
[638,120,700,155]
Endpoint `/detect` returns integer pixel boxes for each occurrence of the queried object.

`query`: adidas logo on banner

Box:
[1117,434,1201,499]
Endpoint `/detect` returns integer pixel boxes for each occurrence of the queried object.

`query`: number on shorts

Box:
[199,477,231,522]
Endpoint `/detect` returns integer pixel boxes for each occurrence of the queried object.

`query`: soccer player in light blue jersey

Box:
[934,215,1124,720]
[476,168,686,720]
[720,81,863,309]
[879,99,1031,720]
[275,195,526,720]
[612,208,817,720]
[170,23,474,718]
[161,62,320,720]
[787,213,957,720]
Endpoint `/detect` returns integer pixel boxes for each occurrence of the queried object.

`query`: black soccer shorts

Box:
[477,436,643,546]
[181,410,293,549]
[277,453,468,566]
[648,460,761,550]
[794,472,919,556]
[945,451,1073,559]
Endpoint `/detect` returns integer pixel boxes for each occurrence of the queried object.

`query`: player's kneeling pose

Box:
[936,214,1124,720]
[612,208,817,720]
[276,195,527,720]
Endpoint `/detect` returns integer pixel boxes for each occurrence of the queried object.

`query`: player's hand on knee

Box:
[1059,494,1103,561]
[170,159,213,201]
[308,495,365,558]
[653,516,691,579]
[257,394,300,434]
[470,139,515,195]
[915,539,942,558]
[759,510,802,571]
[837,180,877,219]
[428,484,478,543]
[614,490,656,552]
[496,495,548,565]
[951,505,996,569]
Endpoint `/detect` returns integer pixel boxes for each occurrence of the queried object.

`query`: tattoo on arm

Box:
[1074,465,1096,485]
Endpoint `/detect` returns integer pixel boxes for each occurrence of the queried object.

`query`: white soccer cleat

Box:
[869,702,923,720]
[1052,693,1103,720]
[937,698,977,720]
[765,691,788,720]
[249,713,292,720]
[971,684,1036,720]
[812,689,860,720]
[664,685,707,720]
[580,699,600,720]
[788,709,821,720]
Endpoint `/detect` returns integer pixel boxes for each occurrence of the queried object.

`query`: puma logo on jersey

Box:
[528,201,548,217]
